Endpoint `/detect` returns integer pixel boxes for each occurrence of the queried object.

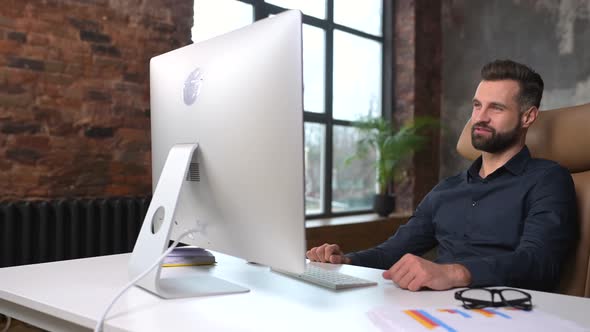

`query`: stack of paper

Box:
[162,247,216,267]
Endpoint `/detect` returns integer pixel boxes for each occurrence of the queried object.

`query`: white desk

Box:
[1,252,589,331]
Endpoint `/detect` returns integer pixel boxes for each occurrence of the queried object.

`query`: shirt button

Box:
[472,201,477,207]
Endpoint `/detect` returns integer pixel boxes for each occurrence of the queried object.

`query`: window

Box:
[193,0,392,218]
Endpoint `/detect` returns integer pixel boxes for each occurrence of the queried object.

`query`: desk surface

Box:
[1,252,590,331]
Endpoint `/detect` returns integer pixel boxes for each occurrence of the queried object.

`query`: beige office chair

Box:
[456,103,590,297]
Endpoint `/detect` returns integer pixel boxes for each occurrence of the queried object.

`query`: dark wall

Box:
[0,0,193,200]
[441,0,590,178]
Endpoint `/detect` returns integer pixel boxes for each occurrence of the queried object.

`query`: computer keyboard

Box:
[274,264,378,290]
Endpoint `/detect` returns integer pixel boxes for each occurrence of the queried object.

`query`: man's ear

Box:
[521,107,539,128]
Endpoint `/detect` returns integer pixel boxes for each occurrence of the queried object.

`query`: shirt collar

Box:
[467,146,531,181]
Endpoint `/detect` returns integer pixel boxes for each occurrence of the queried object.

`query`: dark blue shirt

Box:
[346,146,577,291]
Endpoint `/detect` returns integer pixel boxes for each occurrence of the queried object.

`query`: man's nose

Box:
[473,107,491,123]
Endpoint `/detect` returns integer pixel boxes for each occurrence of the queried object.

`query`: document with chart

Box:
[367,306,589,332]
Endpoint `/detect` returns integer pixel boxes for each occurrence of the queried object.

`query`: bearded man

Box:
[306,59,577,292]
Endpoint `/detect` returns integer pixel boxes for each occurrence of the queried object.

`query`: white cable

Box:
[94,229,199,332]
[0,314,11,332]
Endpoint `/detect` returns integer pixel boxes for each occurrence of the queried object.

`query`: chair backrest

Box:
[456,103,590,297]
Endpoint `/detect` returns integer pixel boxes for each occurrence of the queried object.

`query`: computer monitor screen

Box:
[129,10,305,298]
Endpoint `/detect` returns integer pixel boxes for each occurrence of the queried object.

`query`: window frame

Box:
[232,0,394,219]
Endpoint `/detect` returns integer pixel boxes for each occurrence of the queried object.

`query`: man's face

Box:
[470,80,524,153]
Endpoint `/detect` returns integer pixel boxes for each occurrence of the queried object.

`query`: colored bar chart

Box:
[437,309,471,318]
[470,308,511,319]
[404,309,458,332]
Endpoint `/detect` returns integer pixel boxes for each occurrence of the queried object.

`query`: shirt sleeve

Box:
[345,193,438,270]
[456,165,578,291]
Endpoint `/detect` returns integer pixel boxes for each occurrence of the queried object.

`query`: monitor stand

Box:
[128,143,249,298]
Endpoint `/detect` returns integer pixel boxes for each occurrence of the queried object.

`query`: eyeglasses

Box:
[454,287,533,311]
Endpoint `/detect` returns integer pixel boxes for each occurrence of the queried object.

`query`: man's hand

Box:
[382,253,471,291]
[306,243,351,264]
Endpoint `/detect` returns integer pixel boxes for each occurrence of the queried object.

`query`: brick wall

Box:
[393,0,442,211]
[0,0,193,200]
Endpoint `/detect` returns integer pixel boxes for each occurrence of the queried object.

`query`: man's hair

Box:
[480,59,544,110]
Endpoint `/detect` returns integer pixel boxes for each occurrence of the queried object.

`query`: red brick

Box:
[0,39,21,55]
[0,15,16,28]
[6,68,40,84]
[15,135,50,150]
[0,157,12,171]
[0,92,34,108]
[28,33,50,46]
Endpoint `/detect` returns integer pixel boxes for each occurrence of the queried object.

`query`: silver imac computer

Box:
[128,10,306,298]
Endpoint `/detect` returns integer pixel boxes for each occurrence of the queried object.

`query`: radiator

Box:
[0,197,151,268]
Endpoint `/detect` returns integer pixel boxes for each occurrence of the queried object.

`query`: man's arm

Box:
[345,194,438,270]
[457,165,578,291]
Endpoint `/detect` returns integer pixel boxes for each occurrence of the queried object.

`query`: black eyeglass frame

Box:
[454,287,533,311]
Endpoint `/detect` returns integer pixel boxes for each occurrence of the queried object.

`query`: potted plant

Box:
[346,116,438,216]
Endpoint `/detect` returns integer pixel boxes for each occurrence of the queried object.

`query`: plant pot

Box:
[373,194,395,217]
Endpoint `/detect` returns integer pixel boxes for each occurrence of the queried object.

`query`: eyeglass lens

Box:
[460,289,495,302]
[499,289,528,301]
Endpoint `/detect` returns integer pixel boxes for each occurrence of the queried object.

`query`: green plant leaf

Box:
[345,115,438,194]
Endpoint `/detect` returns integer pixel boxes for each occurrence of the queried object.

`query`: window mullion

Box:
[324,0,334,216]
[252,0,267,20]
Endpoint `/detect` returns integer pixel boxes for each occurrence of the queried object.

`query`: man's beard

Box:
[471,119,522,153]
